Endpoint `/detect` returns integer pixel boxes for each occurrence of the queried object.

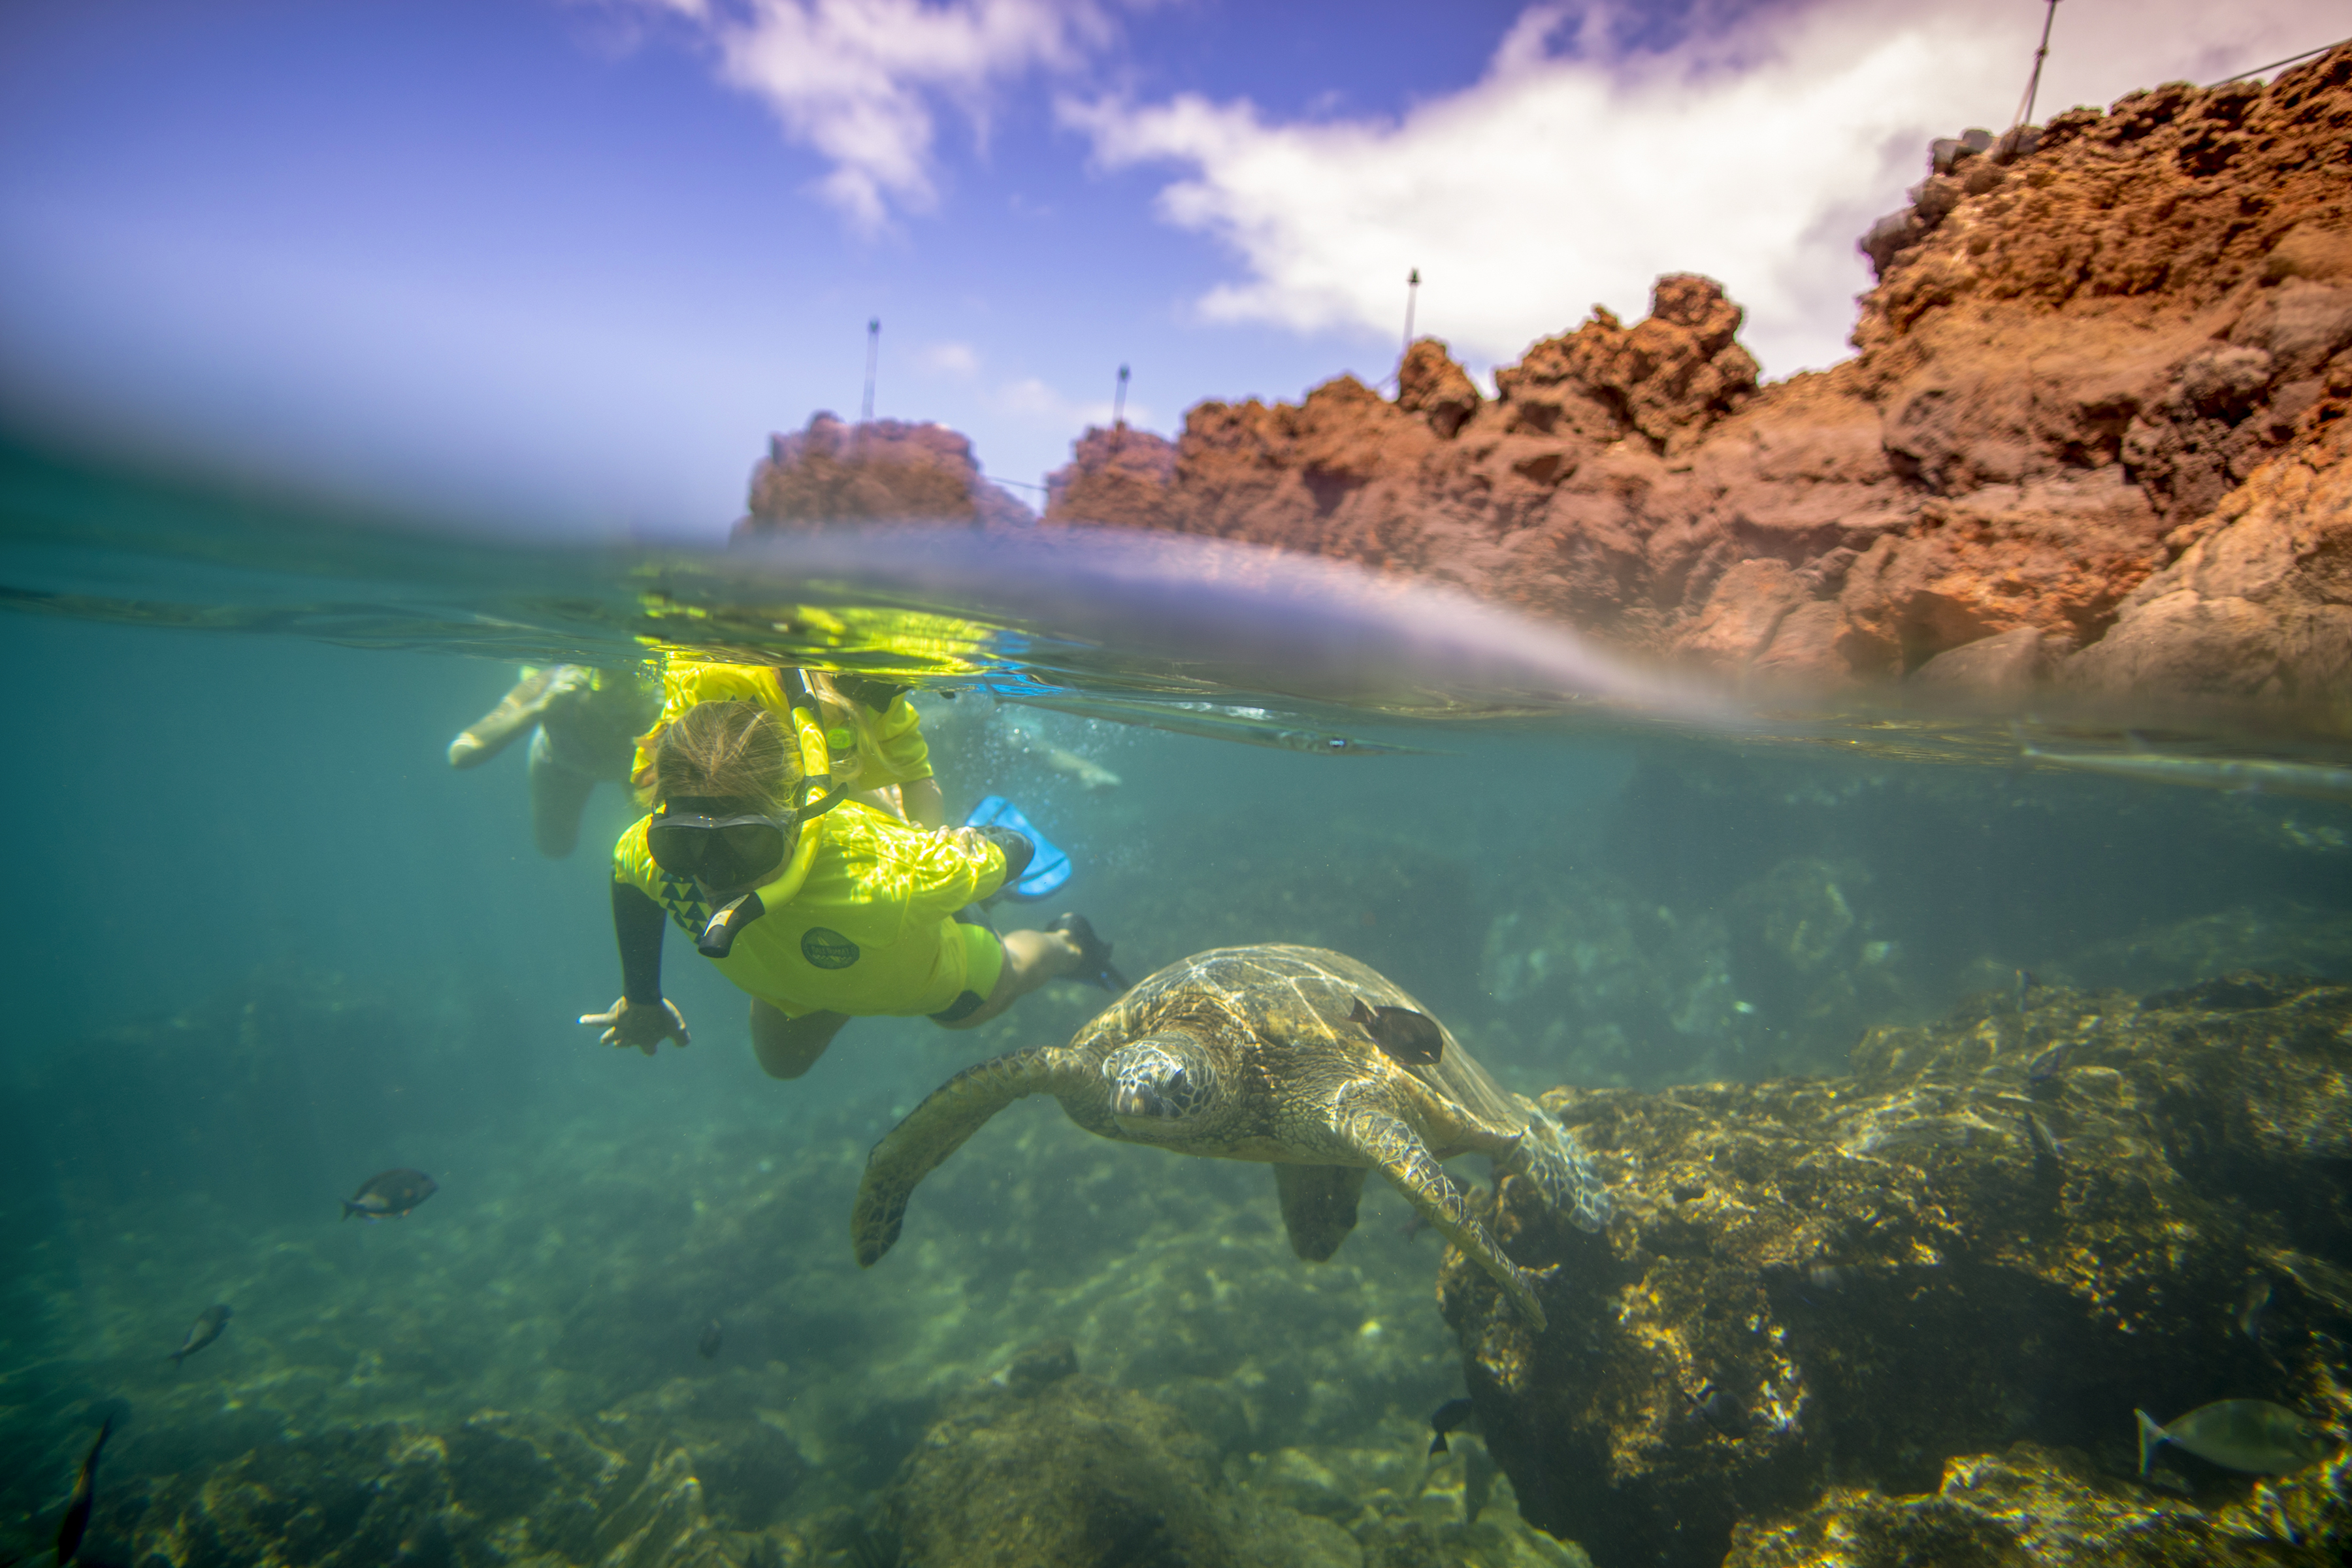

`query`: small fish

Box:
[2025,1040,2072,1086]
[2023,1111,2065,1168]
[698,1318,723,1360]
[54,1414,112,1565]
[2136,1399,2332,1477]
[1806,1265,1859,1293]
[1350,998,1444,1066]
[1428,1396,1477,1455]
[2014,970,2037,1012]
[1682,1381,1752,1439]
[169,1304,231,1367]
[342,1168,438,1221]
[2238,1279,2274,1343]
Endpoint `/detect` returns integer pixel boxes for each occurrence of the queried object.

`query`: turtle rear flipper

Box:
[1338,1102,1549,1330]
[853,1045,1093,1266]
[1271,1164,1371,1262]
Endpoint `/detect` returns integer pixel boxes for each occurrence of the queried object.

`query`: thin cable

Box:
[2207,36,2351,88]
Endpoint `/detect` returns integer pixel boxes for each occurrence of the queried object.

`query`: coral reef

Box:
[1437,973,2352,1568]
[1039,51,2352,719]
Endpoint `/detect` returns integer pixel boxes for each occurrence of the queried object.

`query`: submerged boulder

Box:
[887,1342,1359,1568]
[1438,974,2352,1568]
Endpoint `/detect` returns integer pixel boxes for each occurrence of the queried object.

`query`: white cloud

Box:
[641,0,1113,229]
[919,339,983,374]
[1066,0,2333,379]
[992,374,1146,429]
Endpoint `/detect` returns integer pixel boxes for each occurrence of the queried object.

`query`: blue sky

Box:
[0,0,2334,536]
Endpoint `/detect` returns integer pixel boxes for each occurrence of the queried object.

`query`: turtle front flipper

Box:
[853,1045,1091,1267]
[1271,1164,1371,1262]
[1501,1098,1614,1233]
[1337,1102,1550,1330]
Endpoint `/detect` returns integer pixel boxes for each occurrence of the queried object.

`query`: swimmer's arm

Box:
[580,882,689,1053]
[448,668,559,768]
[902,776,946,829]
[613,881,667,1003]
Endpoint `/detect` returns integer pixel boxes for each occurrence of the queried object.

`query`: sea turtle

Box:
[853,944,1612,1327]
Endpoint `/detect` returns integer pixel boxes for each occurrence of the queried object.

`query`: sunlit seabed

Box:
[4,434,2350,1564]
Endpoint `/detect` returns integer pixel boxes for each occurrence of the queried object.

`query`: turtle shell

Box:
[1077,943,1536,1144]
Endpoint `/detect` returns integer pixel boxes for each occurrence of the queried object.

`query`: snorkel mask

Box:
[651,670,851,958]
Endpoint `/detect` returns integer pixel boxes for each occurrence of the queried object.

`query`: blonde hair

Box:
[648,701,799,809]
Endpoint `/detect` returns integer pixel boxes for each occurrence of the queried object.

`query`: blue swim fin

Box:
[965,796,1071,901]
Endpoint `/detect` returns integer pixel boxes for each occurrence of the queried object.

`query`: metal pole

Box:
[2013,0,2060,130]
[861,318,880,424]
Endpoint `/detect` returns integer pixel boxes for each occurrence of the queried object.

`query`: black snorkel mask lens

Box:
[647,801,794,887]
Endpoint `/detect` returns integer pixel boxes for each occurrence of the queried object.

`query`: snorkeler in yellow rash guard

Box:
[579,676,1128,1080]
[449,664,662,857]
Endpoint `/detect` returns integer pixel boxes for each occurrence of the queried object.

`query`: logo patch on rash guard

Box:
[801,928,861,969]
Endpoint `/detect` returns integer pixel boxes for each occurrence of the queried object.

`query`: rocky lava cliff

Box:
[1037,51,2352,720]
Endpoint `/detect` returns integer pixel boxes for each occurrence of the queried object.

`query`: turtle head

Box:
[1103,1032,1223,1133]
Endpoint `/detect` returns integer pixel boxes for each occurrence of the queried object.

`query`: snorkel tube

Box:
[695,668,853,958]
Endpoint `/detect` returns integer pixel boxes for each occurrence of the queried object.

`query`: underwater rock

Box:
[887,1348,1356,1568]
[1726,1441,2342,1567]
[121,1408,776,1568]
[2048,904,2352,996]
[1437,974,2352,1568]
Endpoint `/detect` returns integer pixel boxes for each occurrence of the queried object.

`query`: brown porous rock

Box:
[736,412,1033,537]
[1040,49,2352,717]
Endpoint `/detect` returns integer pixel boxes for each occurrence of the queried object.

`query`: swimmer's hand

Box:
[580,996,691,1055]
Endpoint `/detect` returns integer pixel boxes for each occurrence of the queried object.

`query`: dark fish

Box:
[698,1318,723,1360]
[169,1305,231,1367]
[1427,1396,1477,1455]
[1683,1380,1752,1439]
[342,1168,438,1221]
[2025,1040,2071,1086]
[2023,1111,2065,1168]
[1350,998,1444,1066]
[54,1414,112,1565]
[2238,1278,2274,1343]
[2136,1399,2332,1477]
[2013,970,2037,1013]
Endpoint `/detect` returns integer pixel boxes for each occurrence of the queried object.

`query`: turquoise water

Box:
[3,433,2349,1565]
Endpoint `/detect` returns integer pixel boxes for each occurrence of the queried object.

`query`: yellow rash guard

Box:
[612,800,1007,1019]
[631,659,932,794]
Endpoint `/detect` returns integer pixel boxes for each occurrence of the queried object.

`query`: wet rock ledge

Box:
[1440,972,2352,1568]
